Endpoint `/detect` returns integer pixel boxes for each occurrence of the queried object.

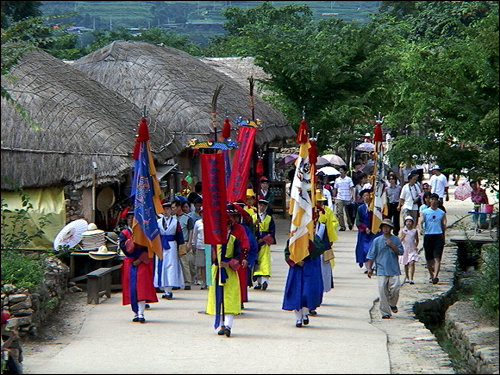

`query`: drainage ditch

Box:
[413,240,488,374]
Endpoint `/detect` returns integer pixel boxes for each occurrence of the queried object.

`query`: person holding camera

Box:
[398,172,421,224]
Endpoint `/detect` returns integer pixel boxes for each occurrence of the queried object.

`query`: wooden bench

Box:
[85,265,122,304]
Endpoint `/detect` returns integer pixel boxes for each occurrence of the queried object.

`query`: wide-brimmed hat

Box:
[87,223,98,231]
[89,245,117,261]
[379,219,394,229]
[226,204,239,214]
[315,189,327,202]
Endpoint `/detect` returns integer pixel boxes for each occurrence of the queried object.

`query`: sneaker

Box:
[390,305,398,313]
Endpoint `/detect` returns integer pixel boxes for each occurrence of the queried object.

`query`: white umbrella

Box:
[355,142,375,152]
[317,166,341,176]
[321,154,346,166]
[53,219,88,251]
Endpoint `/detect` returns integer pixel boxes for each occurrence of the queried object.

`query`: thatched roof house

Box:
[72,41,295,148]
[1,49,183,191]
[201,57,271,96]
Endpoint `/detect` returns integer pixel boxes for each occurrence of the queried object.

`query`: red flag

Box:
[227,126,257,202]
[201,153,228,244]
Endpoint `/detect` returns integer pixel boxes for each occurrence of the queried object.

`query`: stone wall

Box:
[1,256,70,337]
[446,300,499,374]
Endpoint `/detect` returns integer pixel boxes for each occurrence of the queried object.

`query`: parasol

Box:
[321,154,346,166]
[355,142,375,152]
[454,182,472,201]
[53,219,88,250]
[279,154,299,167]
[315,156,331,167]
[317,166,341,176]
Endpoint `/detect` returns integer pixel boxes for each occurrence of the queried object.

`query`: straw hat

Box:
[87,223,98,231]
[89,245,117,261]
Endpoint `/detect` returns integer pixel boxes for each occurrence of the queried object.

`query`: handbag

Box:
[177,244,188,257]
[323,248,335,261]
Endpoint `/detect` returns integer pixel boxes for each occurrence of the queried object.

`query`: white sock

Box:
[138,301,146,316]
[261,276,269,284]
[163,287,172,293]
[223,314,234,329]
[301,307,309,317]
[294,310,302,321]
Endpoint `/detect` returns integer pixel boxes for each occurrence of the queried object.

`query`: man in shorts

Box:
[419,193,447,284]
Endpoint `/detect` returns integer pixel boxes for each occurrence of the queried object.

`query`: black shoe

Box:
[309,309,317,316]
[296,321,303,328]
[224,327,231,337]
[172,286,180,290]
[432,277,439,284]
[262,281,268,291]
[132,315,140,322]
[241,302,245,309]
[339,227,346,231]
[138,316,146,323]
[390,305,398,314]
[382,315,391,319]
[303,316,309,325]
[145,304,150,309]
[162,293,173,300]
[254,284,262,290]
[217,326,226,335]
[184,285,192,290]
[349,224,353,230]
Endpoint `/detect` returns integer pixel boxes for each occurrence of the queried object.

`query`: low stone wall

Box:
[446,300,499,374]
[1,256,70,336]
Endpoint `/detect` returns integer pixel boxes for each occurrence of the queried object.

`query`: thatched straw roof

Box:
[200,57,271,96]
[1,49,183,191]
[72,41,295,147]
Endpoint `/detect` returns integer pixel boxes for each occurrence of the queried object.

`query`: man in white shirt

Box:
[429,165,449,209]
[332,165,355,231]
[398,172,421,223]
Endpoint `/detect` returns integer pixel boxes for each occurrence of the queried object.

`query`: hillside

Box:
[40,1,380,45]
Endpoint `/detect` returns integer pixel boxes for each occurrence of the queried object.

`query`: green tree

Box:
[375,1,499,188]
[1,0,42,28]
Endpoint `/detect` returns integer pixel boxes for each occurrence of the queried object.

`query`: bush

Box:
[1,250,45,289]
[473,243,499,323]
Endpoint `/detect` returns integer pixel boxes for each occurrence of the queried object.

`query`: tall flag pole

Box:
[370,112,388,233]
[130,106,163,259]
[288,108,315,263]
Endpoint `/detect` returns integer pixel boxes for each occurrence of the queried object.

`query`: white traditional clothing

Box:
[154,215,184,289]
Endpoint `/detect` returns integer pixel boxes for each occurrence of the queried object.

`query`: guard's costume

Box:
[252,199,276,289]
[120,225,158,318]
